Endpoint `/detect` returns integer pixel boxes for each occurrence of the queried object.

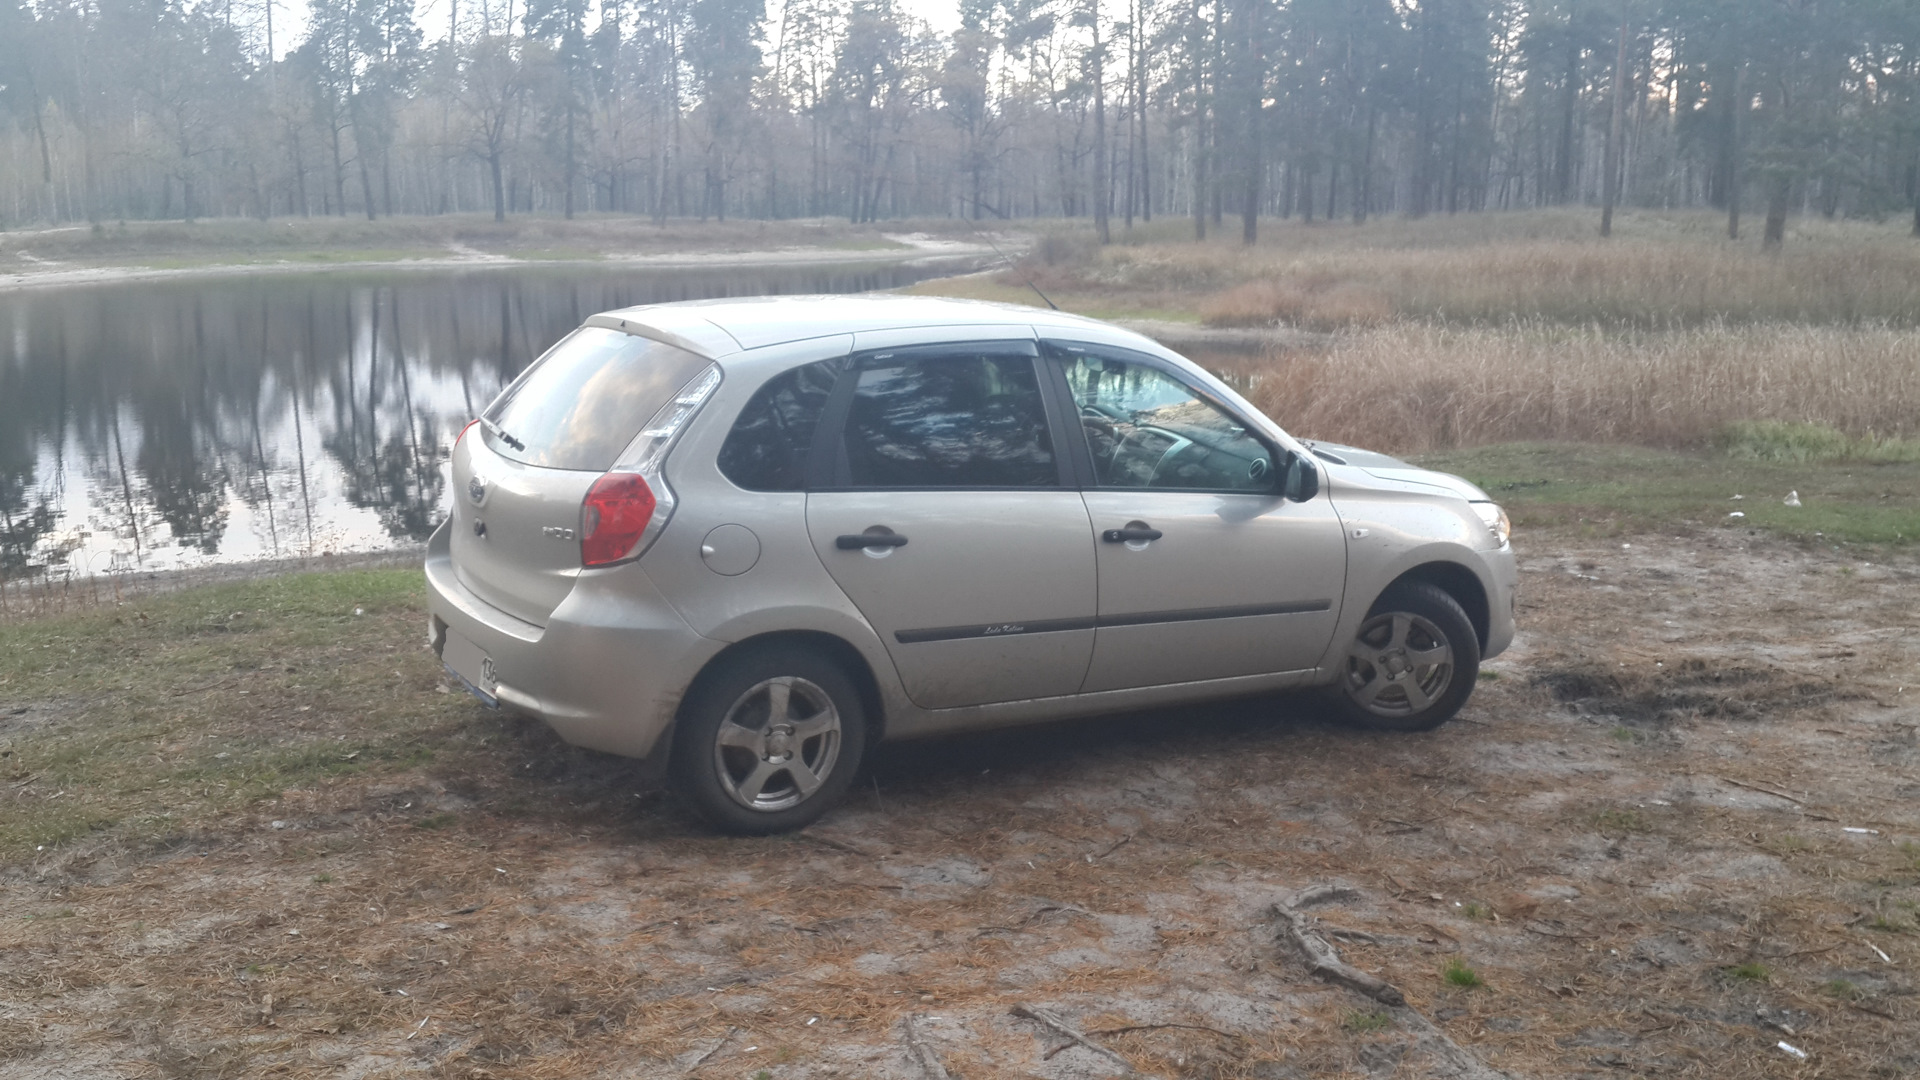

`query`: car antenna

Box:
[955,211,1059,311]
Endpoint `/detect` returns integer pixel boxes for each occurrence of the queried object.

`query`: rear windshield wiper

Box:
[482,418,525,451]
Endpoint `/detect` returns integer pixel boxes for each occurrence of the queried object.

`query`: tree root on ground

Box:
[1272,887,1512,1080]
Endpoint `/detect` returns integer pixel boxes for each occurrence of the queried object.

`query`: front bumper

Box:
[1481,543,1519,660]
[423,520,723,759]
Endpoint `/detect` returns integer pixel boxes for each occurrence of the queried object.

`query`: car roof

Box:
[586,294,1152,358]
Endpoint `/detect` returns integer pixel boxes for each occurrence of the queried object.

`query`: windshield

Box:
[481,327,709,471]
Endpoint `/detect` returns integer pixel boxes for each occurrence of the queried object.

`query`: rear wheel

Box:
[1330,581,1479,732]
[671,644,867,834]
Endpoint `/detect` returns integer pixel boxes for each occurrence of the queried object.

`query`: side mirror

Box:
[1283,449,1321,502]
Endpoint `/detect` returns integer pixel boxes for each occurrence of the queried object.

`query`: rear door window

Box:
[482,327,709,471]
[837,346,1058,488]
[716,358,847,491]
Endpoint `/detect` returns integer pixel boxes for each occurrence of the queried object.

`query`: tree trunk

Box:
[489,148,507,222]
[1239,0,1259,245]
[1600,5,1629,237]
[291,130,310,216]
[1092,0,1110,245]
[1762,175,1788,251]
[1556,39,1579,204]
[1123,0,1136,230]
[564,26,578,220]
[1726,65,1743,240]
[329,123,349,217]
[1137,4,1150,223]
[1210,0,1224,228]
[357,139,378,220]
[1355,106,1375,224]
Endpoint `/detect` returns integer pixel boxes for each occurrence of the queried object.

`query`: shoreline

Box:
[0,549,426,616]
[0,233,1010,294]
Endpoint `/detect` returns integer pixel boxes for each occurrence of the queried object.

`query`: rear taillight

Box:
[580,473,657,567]
[579,363,721,569]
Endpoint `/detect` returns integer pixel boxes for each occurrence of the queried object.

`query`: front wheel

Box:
[671,645,867,834]
[1329,581,1480,732]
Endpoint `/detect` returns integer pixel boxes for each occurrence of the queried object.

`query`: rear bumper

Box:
[424,520,722,759]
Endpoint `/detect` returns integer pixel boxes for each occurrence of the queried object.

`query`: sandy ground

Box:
[0,234,1005,294]
[2,527,1917,1079]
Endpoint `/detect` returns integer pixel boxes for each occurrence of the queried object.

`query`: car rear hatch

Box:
[448,326,712,627]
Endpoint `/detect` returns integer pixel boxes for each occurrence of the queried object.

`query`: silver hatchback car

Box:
[426,296,1516,833]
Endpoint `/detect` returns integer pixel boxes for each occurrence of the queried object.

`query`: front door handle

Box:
[1101,526,1164,543]
[836,532,909,550]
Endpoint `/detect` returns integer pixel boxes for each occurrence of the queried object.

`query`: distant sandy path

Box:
[0,233,1007,294]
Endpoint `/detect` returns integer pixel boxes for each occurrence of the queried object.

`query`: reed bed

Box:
[1030,210,1920,328]
[1231,320,1920,453]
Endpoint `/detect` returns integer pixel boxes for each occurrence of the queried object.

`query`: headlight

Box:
[1472,502,1511,546]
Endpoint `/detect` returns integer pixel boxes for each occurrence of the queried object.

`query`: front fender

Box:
[1318,486,1510,675]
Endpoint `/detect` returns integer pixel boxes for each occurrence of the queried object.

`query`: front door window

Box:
[1062,353,1274,492]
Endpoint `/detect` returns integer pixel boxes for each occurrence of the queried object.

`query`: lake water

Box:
[0,259,979,580]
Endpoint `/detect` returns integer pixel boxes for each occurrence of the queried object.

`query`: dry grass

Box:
[1224,321,1920,453]
[1198,278,1394,330]
[903,209,1920,456]
[1051,209,1920,328]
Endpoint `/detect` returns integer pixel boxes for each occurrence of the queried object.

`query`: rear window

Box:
[481,327,709,471]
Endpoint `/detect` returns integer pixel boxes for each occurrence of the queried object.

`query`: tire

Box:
[1329,581,1480,733]
[670,644,867,835]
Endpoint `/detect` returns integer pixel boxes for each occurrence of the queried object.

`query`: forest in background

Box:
[1,0,1918,243]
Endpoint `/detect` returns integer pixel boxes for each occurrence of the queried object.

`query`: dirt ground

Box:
[3,526,1917,1080]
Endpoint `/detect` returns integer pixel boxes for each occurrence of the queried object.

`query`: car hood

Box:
[1304,441,1491,502]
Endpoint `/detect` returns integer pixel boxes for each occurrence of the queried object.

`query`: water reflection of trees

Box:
[0,263,926,576]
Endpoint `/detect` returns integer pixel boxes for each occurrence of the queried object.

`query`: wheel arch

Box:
[1385,561,1490,652]
[677,630,889,747]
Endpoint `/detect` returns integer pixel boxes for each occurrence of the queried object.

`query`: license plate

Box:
[441,630,499,708]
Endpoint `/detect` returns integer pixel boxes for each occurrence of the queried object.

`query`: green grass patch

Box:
[0,569,480,860]
[1821,979,1864,1000]
[1724,962,1771,982]
[1764,833,1813,856]
[1716,421,1920,464]
[1593,807,1651,835]
[1416,442,1920,544]
[1442,957,1484,988]
[1343,1009,1394,1033]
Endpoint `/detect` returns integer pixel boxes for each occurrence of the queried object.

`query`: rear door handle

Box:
[836,532,909,549]
[1102,527,1164,543]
